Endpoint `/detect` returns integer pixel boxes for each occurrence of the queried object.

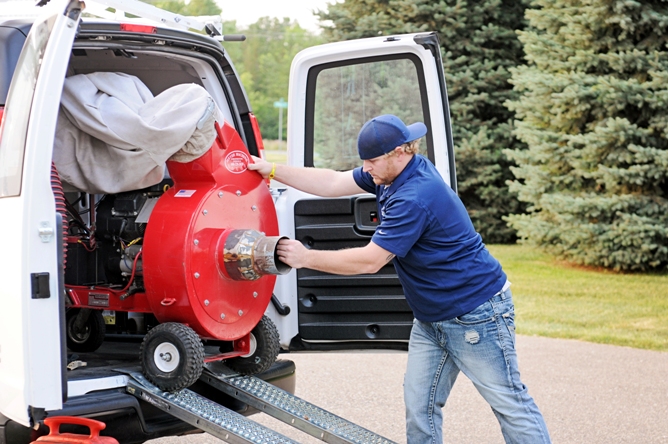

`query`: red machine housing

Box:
[141,121,280,341]
[65,120,282,347]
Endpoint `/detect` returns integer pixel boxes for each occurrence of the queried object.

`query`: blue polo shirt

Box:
[352,155,507,322]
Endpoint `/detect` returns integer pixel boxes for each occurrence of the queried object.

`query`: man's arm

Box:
[248,155,365,197]
[276,239,395,275]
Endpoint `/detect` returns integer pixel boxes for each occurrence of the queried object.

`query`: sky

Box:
[215,0,341,33]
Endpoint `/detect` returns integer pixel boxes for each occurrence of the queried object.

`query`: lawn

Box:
[488,244,668,352]
[262,139,287,164]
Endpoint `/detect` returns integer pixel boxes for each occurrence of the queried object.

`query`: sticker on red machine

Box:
[225,151,250,174]
[175,189,196,198]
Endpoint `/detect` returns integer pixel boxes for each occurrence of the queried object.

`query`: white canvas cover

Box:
[54,72,221,194]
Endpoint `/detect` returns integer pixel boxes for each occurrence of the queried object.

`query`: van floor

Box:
[66,339,144,380]
[65,339,223,381]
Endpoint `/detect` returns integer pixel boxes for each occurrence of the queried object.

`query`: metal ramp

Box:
[126,367,396,444]
[126,373,298,444]
[200,363,397,444]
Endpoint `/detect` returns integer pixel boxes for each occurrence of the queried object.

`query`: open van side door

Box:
[0,0,82,426]
[274,33,455,351]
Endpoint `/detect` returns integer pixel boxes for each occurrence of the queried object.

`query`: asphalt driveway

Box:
[149,335,668,443]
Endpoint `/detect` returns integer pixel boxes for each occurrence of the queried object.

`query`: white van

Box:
[0,0,455,441]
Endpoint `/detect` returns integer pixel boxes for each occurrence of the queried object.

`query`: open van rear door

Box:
[0,0,82,426]
[276,33,455,351]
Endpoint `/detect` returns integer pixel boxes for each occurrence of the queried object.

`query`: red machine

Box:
[63,121,289,391]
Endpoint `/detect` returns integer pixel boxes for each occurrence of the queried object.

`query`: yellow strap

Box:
[268,163,276,180]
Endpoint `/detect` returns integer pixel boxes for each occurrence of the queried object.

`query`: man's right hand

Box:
[248,155,273,179]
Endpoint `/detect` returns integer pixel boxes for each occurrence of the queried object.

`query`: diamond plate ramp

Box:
[127,373,298,444]
[200,364,397,444]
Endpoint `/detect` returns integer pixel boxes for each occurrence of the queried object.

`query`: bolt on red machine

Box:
[63,120,289,391]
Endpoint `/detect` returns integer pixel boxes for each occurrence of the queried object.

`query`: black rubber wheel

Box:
[66,309,106,353]
[225,315,280,375]
[140,322,204,391]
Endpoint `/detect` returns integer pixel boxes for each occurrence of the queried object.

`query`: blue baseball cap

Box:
[357,114,427,160]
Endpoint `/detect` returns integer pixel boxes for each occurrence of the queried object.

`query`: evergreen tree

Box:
[506,0,668,271]
[318,0,528,243]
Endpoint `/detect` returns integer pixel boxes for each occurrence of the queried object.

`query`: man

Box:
[248,114,551,443]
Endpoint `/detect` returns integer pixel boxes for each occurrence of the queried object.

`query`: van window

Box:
[0,18,53,198]
[306,55,429,171]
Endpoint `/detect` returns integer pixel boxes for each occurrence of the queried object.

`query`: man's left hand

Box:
[276,238,309,269]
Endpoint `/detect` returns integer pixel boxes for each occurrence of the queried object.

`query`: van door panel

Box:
[294,197,412,343]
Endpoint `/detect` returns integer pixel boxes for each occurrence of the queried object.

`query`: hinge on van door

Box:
[38,221,54,242]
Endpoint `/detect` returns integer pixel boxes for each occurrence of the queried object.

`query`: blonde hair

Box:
[401,139,421,155]
[383,139,421,158]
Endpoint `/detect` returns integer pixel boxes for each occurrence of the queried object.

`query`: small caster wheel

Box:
[225,315,280,375]
[66,308,106,353]
[140,322,204,391]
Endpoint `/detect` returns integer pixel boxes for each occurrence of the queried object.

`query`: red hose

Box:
[51,163,69,268]
[118,250,142,297]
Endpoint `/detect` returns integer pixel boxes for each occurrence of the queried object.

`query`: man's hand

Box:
[248,155,273,178]
[276,238,309,269]
[275,238,394,275]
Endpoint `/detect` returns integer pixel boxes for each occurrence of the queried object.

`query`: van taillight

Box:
[120,24,157,33]
[249,113,265,159]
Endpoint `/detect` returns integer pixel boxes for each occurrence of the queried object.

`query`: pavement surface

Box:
[148,335,668,444]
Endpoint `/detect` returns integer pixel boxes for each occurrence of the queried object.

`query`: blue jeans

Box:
[404,289,551,444]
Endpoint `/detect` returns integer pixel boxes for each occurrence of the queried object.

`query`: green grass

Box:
[488,244,668,352]
[262,139,287,164]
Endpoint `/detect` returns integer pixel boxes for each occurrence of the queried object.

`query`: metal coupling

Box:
[219,229,290,281]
